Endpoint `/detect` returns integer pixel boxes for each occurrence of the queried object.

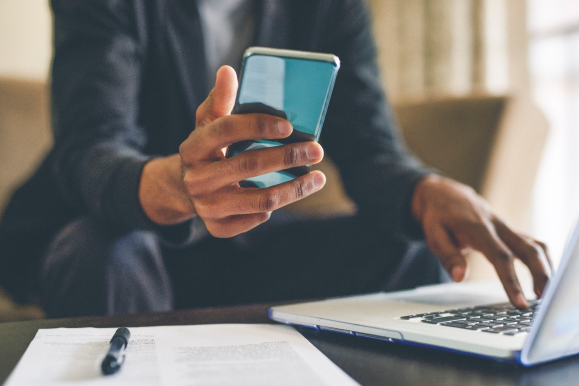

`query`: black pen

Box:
[101,327,131,375]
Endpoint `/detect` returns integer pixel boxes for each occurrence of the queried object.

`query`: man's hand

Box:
[412,174,553,308]
[139,66,326,237]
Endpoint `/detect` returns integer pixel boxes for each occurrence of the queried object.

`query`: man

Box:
[0,0,551,317]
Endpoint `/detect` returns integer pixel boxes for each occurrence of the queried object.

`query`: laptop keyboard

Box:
[400,300,540,336]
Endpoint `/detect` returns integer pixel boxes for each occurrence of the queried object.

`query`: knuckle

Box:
[257,212,271,224]
[464,220,488,234]
[525,244,541,260]
[196,199,222,219]
[254,115,270,136]
[506,274,520,286]
[182,173,198,195]
[194,203,211,219]
[237,154,261,175]
[495,250,514,263]
[178,142,187,157]
[259,193,280,212]
[182,170,209,197]
[211,116,230,139]
[179,141,194,164]
[283,145,300,167]
[507,277,523,296]
[180,131,204,164]
[293,179,308,199]
[537,271,550,283]
[195,97,211,125]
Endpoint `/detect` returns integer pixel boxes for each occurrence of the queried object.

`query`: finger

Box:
[196,66,238,127]
[467,223,528,308]
[205,212,272,238]
[423,223,468,282]
[202,113,293,153]
[534,240,554,271]
[180,114,292,164]
[197,142,324,192]
[493,219,552,297]
[495,257,528,308]
[195,171,326,219]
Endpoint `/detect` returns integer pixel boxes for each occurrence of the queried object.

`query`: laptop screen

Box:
[521,218,579,365]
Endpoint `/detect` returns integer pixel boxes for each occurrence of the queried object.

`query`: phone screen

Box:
[226,50,339,188]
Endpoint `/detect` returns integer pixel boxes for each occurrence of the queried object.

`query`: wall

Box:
[0,0,528,93]
[367,0,529,101]
[0,0,52,81]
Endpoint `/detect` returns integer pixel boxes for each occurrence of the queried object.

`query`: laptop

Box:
[269,219,579,366]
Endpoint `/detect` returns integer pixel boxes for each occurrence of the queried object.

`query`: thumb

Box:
[425,223,469,282]
[196,66,238,127]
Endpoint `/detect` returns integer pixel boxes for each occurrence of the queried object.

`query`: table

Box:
[1,303,578,385]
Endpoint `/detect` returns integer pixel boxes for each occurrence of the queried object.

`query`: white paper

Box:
[4,324,359,386]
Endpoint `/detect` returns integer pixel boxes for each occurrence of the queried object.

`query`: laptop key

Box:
[462,325,491,331]
[479,322,505,328]
[429,316,467,323]
[441,322,467,328]
[452,320,480,325]
[422,316,466,324]
[483,326,519,334]
[504,331,528,336]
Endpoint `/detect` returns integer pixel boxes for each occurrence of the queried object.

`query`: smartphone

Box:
[226,47,340,188]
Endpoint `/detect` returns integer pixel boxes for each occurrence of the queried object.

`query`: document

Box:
[4,324,359,386]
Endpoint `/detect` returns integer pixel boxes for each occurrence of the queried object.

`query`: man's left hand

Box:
[411,174,553,308]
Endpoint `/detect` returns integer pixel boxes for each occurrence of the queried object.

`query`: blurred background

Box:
[0,0,578,320]
[366,0,579,266]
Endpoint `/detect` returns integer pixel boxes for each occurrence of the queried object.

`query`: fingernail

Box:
[451,266,464,282]
[277,120,292,135]
[313,173,325,189]
[307,144,323,161]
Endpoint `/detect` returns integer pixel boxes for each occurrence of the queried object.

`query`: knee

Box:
[42,218,155,280]
[41,217,165,317]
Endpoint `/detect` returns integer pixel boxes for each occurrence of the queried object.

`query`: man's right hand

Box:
[139,66,326,237]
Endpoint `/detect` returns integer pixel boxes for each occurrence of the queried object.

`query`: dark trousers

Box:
[40,213,443,318]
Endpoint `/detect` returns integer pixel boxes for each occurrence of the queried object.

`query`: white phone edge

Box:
[243,46,341,68]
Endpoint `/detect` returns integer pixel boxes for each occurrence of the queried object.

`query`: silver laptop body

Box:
[270,219,579,366]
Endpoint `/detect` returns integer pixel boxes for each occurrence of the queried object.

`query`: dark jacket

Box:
[0,0,430,302]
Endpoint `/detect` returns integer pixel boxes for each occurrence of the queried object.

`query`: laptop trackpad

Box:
[391,282,511,308]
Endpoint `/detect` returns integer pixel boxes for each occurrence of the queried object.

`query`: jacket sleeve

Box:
[50,0,196,243]
[320,0,434,239]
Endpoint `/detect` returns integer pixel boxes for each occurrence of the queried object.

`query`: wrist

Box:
[139,155,196,225]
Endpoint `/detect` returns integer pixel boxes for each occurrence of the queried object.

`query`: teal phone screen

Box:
[227,54,338,188]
